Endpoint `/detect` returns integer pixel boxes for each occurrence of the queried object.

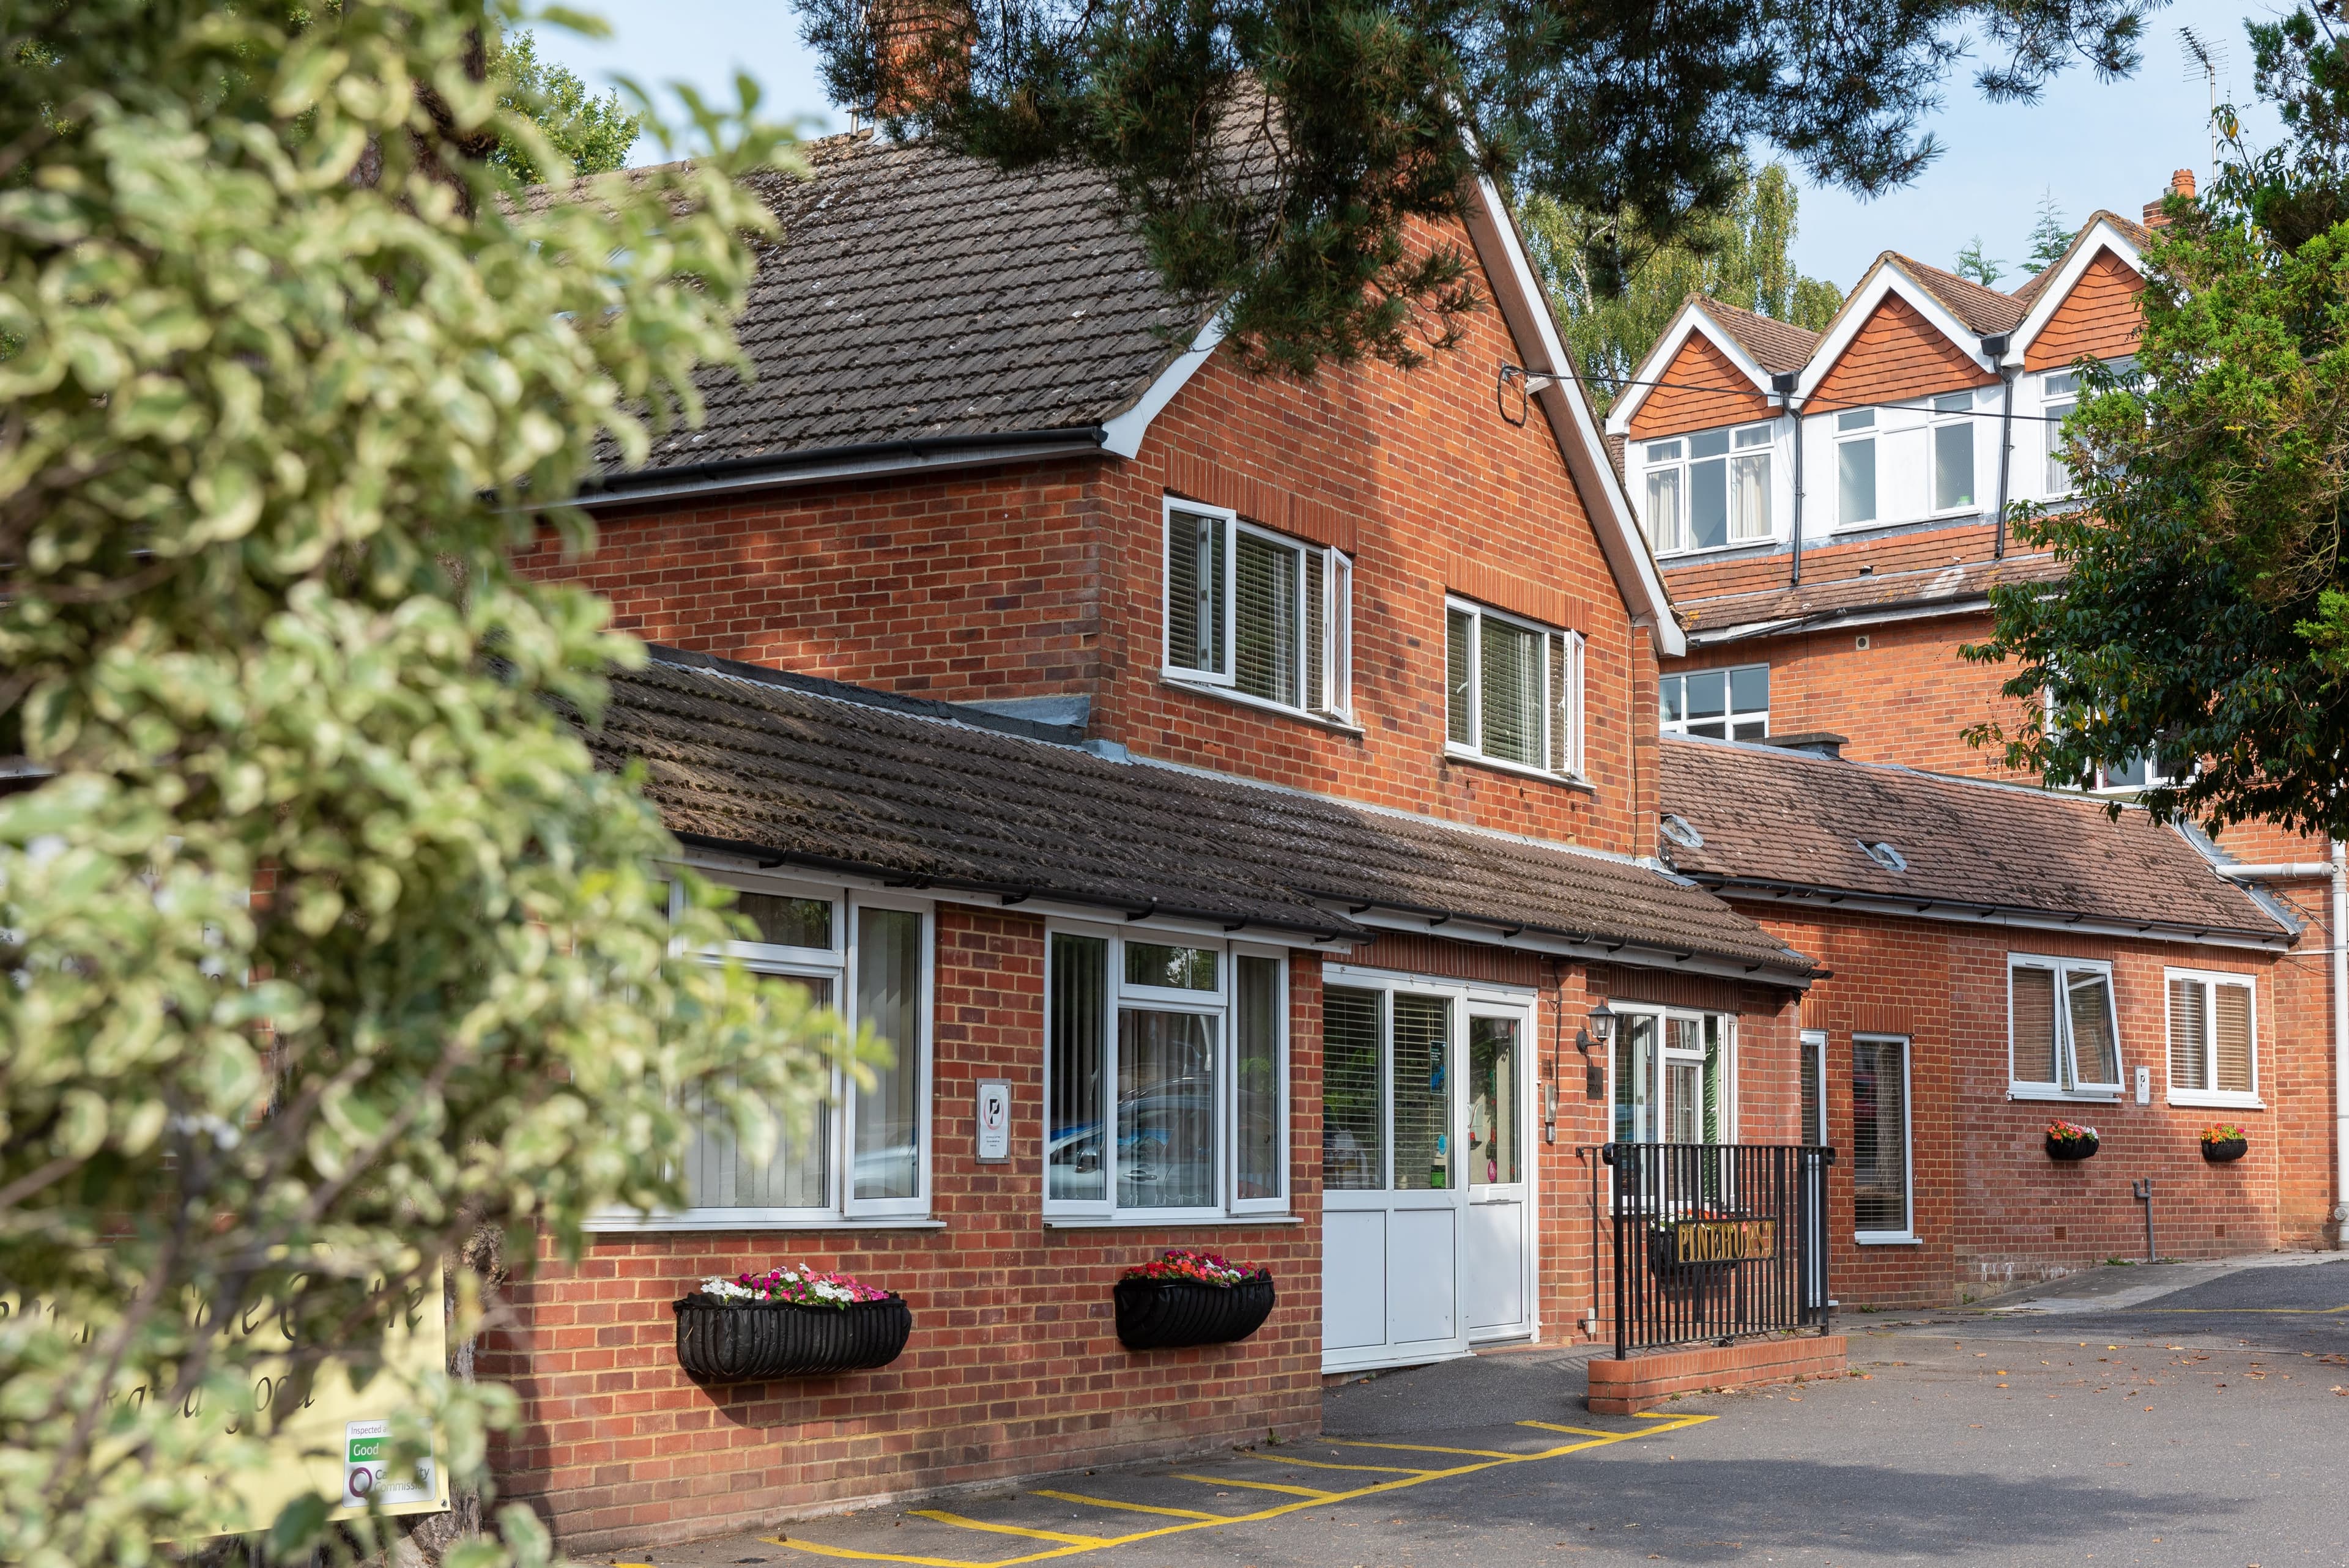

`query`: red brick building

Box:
[1611,172,2345,1290]
[497,134,1822,1551]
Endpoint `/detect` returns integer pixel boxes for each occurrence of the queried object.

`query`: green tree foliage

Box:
[489,26,640,184]
[0,2,825,1562]
[1968,6,2349,838]
[1954,235,2005,285]
[2024,188,2073,273]
[795,0,2159,374]
[1520,161,1841,415]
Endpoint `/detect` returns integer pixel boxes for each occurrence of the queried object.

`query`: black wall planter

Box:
[1114,1274,1275,1350]
[2046,1134,2099,1162]
[2202,1136,2249,1164]
[672,1296,911,1381]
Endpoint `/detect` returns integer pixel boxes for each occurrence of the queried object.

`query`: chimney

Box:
[2144,168,2197,229]
[869,0,973,120]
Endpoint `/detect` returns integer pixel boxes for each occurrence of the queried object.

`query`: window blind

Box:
[686,974,833,1209]
[2012,967,2060,1084]
[1547,633,1568,774]
[1445,609,1474,745]
[1047,934,1107,1202]
[851,908,922,1200]
[1852,1038,1909,1234]
[2169,978,2208,1092]
[1234,956,1283,1202]
[1233,530,1300,704]
[2213,982,2253,1094]
[2066,971,2120,1086]
[1323,986,1384,1191]
[1391,994,1451,1191]
[1305,549,1327,712]
[1165,510,1223,673]
[1480,616,1544,766]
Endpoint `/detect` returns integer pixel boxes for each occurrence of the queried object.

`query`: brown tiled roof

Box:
[1673,552,2067,637]
[589,649,1817,977]
[1892,256,2027,336]
[609,135,1198,477]
[1693,299,1819,374]
[1658,738,2292,945]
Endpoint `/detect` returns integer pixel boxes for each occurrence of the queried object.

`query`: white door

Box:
[1322,974,1538,1373]
[1464,1010,1534,1339]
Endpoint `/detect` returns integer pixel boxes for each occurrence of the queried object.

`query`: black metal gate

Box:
[1598,1142,1834,1358]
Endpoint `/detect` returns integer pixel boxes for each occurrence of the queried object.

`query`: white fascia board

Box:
[2005,223,2146,368]
[1461,174,1686,658]
[1604,302,1775,437]
[1707,881,2293,952]
[1099,315,1227,458]
[1795,262,1994,405]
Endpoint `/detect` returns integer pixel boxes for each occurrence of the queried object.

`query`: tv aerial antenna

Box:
[2180,26,2228,183]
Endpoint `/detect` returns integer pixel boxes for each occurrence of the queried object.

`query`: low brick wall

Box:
[1586,1334,1848,1414]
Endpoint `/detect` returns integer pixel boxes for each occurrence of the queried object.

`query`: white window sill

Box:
[1044,1214,1303,1229]
[1441,746,1596,793]
[2167,1092,2265,1111]
[1652,538,1778,563]
[1855,1233,1920,1246]
[582,1213,947,1233]
[2007,1088,2122,1104]
[1162,675,1364,735]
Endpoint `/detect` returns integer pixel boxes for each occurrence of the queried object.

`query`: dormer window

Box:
[1163,498,1352,721]
[1639,422,1772,554]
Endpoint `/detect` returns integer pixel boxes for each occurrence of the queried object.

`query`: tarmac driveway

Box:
[613,1256,2349,1568]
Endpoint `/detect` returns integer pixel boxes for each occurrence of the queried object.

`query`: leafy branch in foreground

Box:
[0,2,834,1562]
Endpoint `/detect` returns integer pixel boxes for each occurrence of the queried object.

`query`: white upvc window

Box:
[2042,689,2187,793]
[1639,422,1772,555]
[2042,369,2080,495]
[1444,598,1586,779]
[1930,391,1978,512]
[1852,1034,1913,1243]
[1163,498,1352,720]
[2008,953,2124,1099]
[1609,1007,1738,1146]
[1835,407,1877,525]
[1660,663,1768,741]
[1799,1028,1829,1146]
[596,877,933,1229]
[2165,969,2261,1108]
[1044,926,1290,1221]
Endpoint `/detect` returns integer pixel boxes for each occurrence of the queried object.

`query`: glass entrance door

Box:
[1464,1013,1532,1337]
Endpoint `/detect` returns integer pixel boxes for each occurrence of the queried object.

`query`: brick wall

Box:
[483,905,1326,1552]
[1756,906,2293,1306]
[523,213,1656,861]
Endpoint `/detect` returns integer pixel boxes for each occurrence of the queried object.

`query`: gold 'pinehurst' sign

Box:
[1671,1217,1778,1265]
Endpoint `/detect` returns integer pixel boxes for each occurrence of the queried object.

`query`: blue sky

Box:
[532,0,2287,290]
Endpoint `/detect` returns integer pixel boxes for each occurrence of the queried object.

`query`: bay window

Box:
[1639,423,1772,554]
[2166,969,2259,1106]
[593,878,933,1228]
[1444,599,1586,778]
[1047,928,1288,1219]
[2009,954,2123,1098]
[1164,498,1351,720]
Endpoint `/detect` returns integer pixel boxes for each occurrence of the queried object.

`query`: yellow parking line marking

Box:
[1236,1452,1434,1476]
[2134,1304,2349,1314]
[1028,1491,1222,1522]
[766,1411,1716,1567]
[1174,1473,1334,1498]
[1318,1438,1523,1460]
[908,1512,1108,1546]
[1516,1421,1619,1438]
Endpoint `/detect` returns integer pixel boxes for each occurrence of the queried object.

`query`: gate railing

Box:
[1598,1142,1834,1359]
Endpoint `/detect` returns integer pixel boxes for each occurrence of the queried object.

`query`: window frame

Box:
[1799,1027,1828,1147]
[1833,407,1878,528]
[2041,369,2080,497]
[1636,421,1775,558]
[1928,391,1979,515]
[2041,688,2187,794]
[1850,1033,1915,1245]
[1160,495,1353,723]
[1659,662,1769,741]
[2163,967,2263,1109]
[1443,596,1588,783]
[2006,953,2125,1101]
[1042,921,1292,1224]
[588,873,935,1231]
[1606,1002,1739,1147]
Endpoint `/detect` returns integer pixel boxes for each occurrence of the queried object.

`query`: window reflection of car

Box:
[1118,1076,1215,1201]
[853,1143,920,1197]
[1047,1118,1103,1200]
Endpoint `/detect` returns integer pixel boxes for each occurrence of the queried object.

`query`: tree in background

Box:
[1969,5,2349,840]
[796,0,2160,375]
[2024,188,2074,273]
[489,28,641,183]
[1521,161,1841,415]
[1954,235,2006,284]
[0,3,831,1564]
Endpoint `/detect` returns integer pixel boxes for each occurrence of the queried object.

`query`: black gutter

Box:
[672,832,1363,944]
[1772,371,1803,586]
[1981,333,2015,560]
[1687,871,2295,949]
[577,425,1111,503]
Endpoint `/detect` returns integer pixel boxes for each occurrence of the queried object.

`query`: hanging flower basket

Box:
[1113,1251,1276,1350]
[2044,1120,2100,1162]
[2201,1125,2249,1164]
[673,1267,910,1381]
